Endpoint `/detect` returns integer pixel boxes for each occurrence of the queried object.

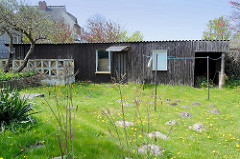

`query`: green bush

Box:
[0,69,35,81]
[0,87,37,127]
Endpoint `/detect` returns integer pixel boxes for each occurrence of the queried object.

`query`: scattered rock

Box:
[67,106,77,110]
[170,102,177,106]
[123,103,133,107]
[88,89,92,91]
[86,95,92,97]
[138,144,164,156]
[189,123,205,132]
[53,157,66,159]
[105,85,111,87]
[165,99,171,101]
[165,120,179,125]
[181,105,190,109]
[191,102,201,106]
[173,100,181,103]
[209,104,217,107]
[20,93,44,99]
[178,111,192,118]
[132,99,142,103]
[115,121,134,127]
[108,103,114,105]
[147,131,169,140]
[209,109,220,114]
[117,99,125,103]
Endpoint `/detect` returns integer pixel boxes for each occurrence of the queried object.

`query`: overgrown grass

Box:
[0,83,240,158]
[0,69,35,81]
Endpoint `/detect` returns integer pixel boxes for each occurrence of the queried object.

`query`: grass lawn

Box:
[0,82,240,159]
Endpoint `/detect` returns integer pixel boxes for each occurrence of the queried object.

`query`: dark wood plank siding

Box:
[13,41,229,85]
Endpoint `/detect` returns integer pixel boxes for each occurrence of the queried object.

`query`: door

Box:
[112,52,128,82]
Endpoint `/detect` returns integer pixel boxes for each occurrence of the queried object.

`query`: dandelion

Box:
[24,155,27,158]
[236,143,240,148]
[7,137,11,139]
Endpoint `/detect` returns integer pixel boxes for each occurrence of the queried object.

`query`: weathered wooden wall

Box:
[14,40,230,85]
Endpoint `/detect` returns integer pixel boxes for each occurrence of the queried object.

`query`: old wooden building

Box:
[13,40,230,86]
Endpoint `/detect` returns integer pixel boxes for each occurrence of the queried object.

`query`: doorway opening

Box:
[194,52,222,87]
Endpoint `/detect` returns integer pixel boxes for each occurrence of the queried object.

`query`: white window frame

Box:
[152,50,167,71]
[96,50,111,73]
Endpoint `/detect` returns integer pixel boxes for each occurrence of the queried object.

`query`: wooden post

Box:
[154,54,158,112]
[207,56,210,100]
[219,53,225,89]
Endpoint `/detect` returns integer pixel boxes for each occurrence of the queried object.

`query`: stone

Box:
[108,103,114,105]
[132,99,142,103]
[209,104,217,107]
[189,123,205,132]
[165,99,171,101]
[67,106,77,110]
[178,111,192,118]
[170,102,177,106]
[181,105,190,109]
[191,102,200,106]
[20,93,44,99]
[147,131,169,140]
[173,100,181,103]
[123,103,132,107]
[117,99,125,103]
[209,109,220,114]
[86,95,92,97]
[53,157,66,159]
[88,89,92,91]
[165,120,179,125]
[138,144,164,156]
[115,121,134,127]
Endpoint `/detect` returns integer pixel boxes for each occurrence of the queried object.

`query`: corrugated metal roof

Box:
[10,40,230,45]
[106,46,129,52]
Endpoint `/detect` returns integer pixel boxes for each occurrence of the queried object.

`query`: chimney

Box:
[38,1,47,11]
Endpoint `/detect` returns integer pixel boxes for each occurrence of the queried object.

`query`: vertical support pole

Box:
[142,54,145,91]
[207,56,210,100]
[219,53,225,89]
[154,54,158,112]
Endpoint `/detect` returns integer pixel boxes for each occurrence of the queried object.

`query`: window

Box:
[96,50,111,73]
[152,50,167,71]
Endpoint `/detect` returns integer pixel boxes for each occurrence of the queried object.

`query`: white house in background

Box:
[38,1,81,42]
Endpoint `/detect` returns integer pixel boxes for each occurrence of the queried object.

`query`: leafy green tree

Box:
[81,15,144,42]
[202,16,231,40]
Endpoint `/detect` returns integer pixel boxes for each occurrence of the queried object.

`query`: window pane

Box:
[152,50,167,70]
[97,50,109,71]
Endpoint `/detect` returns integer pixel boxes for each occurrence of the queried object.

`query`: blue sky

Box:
[25,0,233,41]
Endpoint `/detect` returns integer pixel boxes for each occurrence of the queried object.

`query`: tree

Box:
[80,15,143,42]
[50,18,75,43]
[0,0,54,72]
[202,16,232,40]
